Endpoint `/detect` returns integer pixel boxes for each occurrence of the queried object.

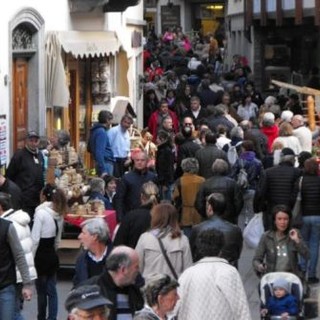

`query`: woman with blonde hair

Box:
[113,181,159,248]
[135,202,192,280]
[272,122,302,159]
[31,183,68,320]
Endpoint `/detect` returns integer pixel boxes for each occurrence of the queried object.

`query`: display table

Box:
[64,210,117,238]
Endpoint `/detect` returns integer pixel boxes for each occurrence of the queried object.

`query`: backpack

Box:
[227,141,242,166]
[237,159,249,190]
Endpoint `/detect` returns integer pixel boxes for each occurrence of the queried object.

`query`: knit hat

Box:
[273,278,290,293]
[65,285,112,312]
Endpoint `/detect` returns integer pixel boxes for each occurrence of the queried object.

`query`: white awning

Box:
[58,31,121,58]
[45,32,70,108]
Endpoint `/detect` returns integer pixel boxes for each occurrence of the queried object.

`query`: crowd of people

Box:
[1,25,320,320]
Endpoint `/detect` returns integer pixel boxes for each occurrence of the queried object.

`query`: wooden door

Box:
[13,58,28,151]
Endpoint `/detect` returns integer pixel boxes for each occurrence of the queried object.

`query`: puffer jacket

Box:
[2,209,37,282]
[195,175,243,224]
[298,174,320,216]
[256,162,301,212]
[252,230,309,278]
[190,215,243,265]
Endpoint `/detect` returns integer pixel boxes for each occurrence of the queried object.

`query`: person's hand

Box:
[124,159,132,167]
[281,312,289,320]
[261,308,268,316]
[289,229,300,244]
[22,287,32,301]
[257,263,266,274]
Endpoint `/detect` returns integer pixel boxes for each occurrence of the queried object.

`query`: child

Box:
[261,278,299,318]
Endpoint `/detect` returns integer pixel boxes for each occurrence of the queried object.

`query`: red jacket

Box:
[261,125,279,153]
[148,110,179,141]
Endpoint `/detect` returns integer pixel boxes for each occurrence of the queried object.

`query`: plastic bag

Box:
[243,212,264,249]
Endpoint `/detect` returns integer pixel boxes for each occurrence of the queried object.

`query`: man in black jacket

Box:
[83,246,144,320]
[190,193,243,267]
[6,131,44,220]
[254,147,300,230]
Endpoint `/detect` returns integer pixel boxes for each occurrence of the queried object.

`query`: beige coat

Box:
[135,230,193,280]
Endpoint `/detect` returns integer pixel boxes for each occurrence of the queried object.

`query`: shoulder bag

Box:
[157,237,178,280]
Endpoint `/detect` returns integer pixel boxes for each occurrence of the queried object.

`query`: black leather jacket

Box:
[190,215,243,266]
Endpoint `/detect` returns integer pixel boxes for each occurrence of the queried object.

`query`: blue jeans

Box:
[36,275,58,320]
[300,215,320,278]
[14,283,24,320]
[0,284,16,320]
[96,161,114,177]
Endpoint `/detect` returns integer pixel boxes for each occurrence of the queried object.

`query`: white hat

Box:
[281,110,294,122]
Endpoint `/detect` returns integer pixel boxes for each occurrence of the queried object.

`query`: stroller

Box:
[260,272,304,320]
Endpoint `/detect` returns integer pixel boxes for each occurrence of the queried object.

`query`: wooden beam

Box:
[295,0,303,25]
[261,0,267,26]
[276,0,282,26]
[271,79,320,95]
[315,0,320,26]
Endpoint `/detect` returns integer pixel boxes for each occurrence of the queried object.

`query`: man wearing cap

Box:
[254,147,300,230]
[6,131,44,220]
[65,284,112,320]
[82,246,144,320]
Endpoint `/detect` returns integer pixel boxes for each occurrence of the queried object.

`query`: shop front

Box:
[45,31,127,169]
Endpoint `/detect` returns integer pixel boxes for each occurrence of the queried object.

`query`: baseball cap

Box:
[65,285,112,312]
[273,278,290,293]
[280,147,295,157]
[26,131,40,139]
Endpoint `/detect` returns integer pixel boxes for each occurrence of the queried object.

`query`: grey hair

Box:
[181,157,199,174]
[214,104,227,116]
[90,177,105,194]
[143,274,179,307]
[230,126,244,139]
[106,251,132,271]
[56,130,70,147]
[212,159,229,175]
[80,218,110,243]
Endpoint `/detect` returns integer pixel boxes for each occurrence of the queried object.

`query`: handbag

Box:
[243,212,264,249]
[157,237,178,280]
[292,176,303,228]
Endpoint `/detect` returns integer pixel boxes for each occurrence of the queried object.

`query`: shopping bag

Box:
[243,212,264,249]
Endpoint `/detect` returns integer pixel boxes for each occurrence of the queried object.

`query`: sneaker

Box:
[308,277,320,284]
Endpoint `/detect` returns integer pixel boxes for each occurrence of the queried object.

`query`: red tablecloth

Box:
[64,210,117,238]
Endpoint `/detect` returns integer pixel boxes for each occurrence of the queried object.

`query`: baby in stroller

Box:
[260,272,303,320]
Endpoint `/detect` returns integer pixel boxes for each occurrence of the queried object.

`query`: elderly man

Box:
[191,193,243,267]
[195,159,243,224]
[179,228,251,320]
[182,95,208,128]
[73,218,112,287]
[65,284,112,320]
[6,131,44,220]
[113,151,156,222]
[83,246,144,320]
[291,114,312,153]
